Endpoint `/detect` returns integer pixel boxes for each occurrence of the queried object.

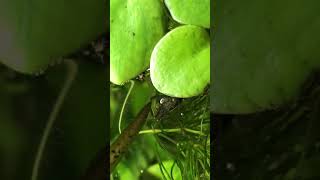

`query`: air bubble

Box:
[226,162,235,172]
[160,98,165,104]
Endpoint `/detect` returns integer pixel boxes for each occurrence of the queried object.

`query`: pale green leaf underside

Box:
[0,0,106,74]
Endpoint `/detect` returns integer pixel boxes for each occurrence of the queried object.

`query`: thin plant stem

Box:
[139,128,181,134]
[31,60,77,180]
[200,117,204,134]
[139,128,206,136]
[184,128,206,136]
[158,134,177,144]
[118,80,135,134]
[155,144,170,180]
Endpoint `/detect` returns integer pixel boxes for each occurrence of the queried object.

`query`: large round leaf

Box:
[0,0,106,74]
[212,0,320,114]
[110,0,166,85]
[165,0,210,28]
[150,25,210,98]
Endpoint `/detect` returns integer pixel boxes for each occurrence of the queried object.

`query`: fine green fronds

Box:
[149,93,210,179]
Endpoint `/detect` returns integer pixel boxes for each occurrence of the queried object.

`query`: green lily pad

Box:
[165,0,210,28]
[110,0,166,85]
[0,0,106,74]
[211,0,320,114]
[150,25,210,98]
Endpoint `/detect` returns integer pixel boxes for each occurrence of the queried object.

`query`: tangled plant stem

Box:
[31,60,78,180]
[118,80,135,134]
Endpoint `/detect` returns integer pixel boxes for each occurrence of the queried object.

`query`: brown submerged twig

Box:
[81,103,151,179]
[81,146,107,180]
[110,102,151,173]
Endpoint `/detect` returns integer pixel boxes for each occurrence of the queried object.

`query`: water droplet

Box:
[160,98,165,104]
[180,113,184,116]
[226,162,235,171]
[140,169,144,174]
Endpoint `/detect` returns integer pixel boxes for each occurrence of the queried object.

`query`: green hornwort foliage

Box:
[111,92,210,179]
[149,93,210,179]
